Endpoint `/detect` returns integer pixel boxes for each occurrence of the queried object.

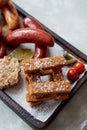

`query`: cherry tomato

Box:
[74,62,85,74]
[67,68,78,82]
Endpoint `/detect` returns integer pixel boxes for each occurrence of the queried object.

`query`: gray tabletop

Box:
[0,0,87,130]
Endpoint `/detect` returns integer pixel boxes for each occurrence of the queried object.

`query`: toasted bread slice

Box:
[28,93,68,107]
[25,68,66,106]
[0,56,20,88]
[22,56,66,73]
[52,68,64,81]
[22,56,71,107]
[24,68,64,89]
[27,80,71,97]
[26,93,68,102]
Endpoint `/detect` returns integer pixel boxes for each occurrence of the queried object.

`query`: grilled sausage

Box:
[5,28,54,47]
[23,16,47,58]
[23,16,43,30]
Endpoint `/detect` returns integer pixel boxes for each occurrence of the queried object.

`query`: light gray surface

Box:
[0,0,87,130]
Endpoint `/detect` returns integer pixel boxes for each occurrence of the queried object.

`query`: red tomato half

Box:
[74,62,85,74]
[67,68,78,82]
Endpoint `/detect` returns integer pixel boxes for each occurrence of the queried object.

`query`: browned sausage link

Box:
[23,16,47,58]
[0,27,2,37]
[5,28,54,47]
[23,16,43,30]
[34,45,47,58]
[0,39,6,58]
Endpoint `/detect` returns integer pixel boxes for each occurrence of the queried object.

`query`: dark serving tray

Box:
[0,2,87,129]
